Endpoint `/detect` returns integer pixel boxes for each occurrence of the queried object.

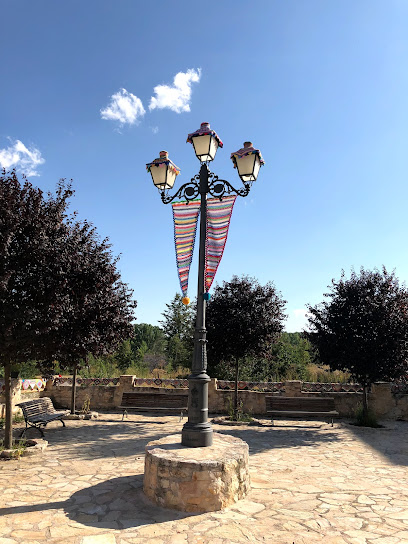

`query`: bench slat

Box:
[265,396,338,417]
[120,392,188,412]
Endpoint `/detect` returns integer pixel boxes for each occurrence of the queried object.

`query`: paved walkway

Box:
[1,413,408,544]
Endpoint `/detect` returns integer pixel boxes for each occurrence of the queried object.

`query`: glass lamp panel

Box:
[236,153,256,181]
[192,134,217,161]
[151,165,168,190]
[165,169,177,189]
[208,137,219,161]
[252,155,261,180]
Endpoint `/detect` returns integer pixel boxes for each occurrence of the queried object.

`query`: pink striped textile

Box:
[171,200,201,296]
[205,196,236,291]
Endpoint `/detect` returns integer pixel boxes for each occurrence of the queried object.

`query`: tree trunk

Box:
[4,361,13,449]
[233,357,239,421]
[70,364,77,415]
[362,383,369,418]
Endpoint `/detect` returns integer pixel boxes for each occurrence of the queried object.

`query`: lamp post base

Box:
[181,421,213,448]
[182,371,213,448]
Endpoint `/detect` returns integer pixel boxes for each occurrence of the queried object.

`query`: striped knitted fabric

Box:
[205,196,236,291]
[172,200,201,296]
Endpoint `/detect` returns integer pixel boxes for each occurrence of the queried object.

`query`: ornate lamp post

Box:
[147,123,264,447]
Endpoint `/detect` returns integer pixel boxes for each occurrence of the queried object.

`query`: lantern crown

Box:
[187,122,223,148]
[146,150,180,191]
[146,150,181,176]
[230,142,264,183]
[230,142,265,168]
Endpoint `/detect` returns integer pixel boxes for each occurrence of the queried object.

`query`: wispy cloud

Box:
[151,126,159,134]
[0,139,45,177]
[149,68,201,113]
[101,88,146,125]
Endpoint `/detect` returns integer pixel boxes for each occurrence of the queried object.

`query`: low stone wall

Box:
[3,375,408,420]
[42,384,118,411]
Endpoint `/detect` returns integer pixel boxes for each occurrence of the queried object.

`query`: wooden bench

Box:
[119,392,188,421]
[265,396,339,425]
[16,398,70,437]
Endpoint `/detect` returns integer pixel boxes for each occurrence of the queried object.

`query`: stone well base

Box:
[143,432,250,512]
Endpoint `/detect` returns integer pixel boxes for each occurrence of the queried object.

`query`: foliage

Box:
[353,404,381,428]
[207,276,287,368]
[0,170,136,447]
[227,397,253,423]
[80,397,91,415]
[302,363,350,384]
[45,215,136,374]
[131,323,166,368]
[0,438,27,458]
[115,340,134,372]
[0,413,24,429]
[160,294,194,368]
[206,275,286,419]
[306,267,408,415]
[78,354,120,378]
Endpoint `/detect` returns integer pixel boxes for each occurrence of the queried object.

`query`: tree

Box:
[159,294,194,368]
[0,171,75,447]
[0,170,136,445]
[42,203,136,414]
[131,323,166,366]
[306,267,408,416]
[206,275,287,419]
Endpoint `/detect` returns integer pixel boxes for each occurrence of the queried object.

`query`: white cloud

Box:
[149,68,201,113]
[285,309,311,333]
[101,88,146,125]
[151,126,159,134]
[0,139,45,177]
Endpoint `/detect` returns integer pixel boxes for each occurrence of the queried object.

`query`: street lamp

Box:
[146,122,264,447]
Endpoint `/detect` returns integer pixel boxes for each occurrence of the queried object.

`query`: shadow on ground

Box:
[345,420,408,466]
[11,416,184,460]
[211,417,408,466]
[0,475,198,529]
[212,423,341,455]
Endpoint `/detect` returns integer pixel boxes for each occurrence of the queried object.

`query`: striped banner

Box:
[205,196,236,291]
[172,200,201,296]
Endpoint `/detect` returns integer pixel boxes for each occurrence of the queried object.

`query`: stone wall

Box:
[3,375,408,420]
[42,380,118,411]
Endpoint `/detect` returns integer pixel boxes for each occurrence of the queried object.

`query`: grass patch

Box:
[0,438,27,458]
[352,404,383,428]
[227,398,254,423]
[0,413,25,429]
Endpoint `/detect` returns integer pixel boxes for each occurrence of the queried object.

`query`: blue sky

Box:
[1,1,408,332]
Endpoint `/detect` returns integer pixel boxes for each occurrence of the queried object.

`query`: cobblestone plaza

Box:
[1,414,408,544]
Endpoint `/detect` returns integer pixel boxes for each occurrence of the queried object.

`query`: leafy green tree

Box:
[269,333,312,380]
[131,323,166,364]
[160,294,194,368]
[306,267,408,417]
[206,275,287,419]
[115,340,134,372]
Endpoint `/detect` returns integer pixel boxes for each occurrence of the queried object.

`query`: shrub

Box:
[353,404,382,428]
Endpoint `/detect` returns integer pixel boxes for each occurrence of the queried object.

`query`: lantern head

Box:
[146,151,180,191]
[187,122,223,162]
[230,142,264,183]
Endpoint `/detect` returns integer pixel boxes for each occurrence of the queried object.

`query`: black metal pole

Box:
[181,163,213,447]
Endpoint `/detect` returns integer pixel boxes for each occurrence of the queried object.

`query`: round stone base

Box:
[143,432,250,512]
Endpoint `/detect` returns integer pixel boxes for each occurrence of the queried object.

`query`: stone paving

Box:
[1,413,408,544]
